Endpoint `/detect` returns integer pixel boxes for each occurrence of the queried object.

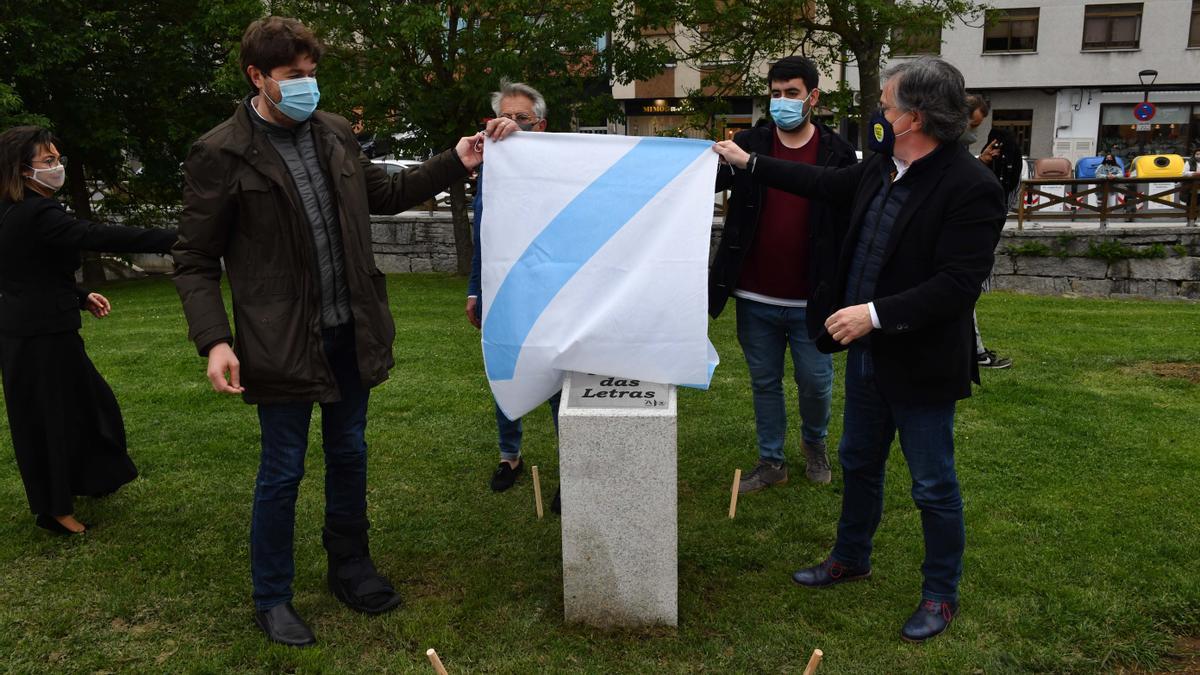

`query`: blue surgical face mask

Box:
[769,91,814,131]
[266,76,320,122]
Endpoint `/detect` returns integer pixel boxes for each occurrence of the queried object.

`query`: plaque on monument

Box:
[558,371,678,628]
[564,373,671,410]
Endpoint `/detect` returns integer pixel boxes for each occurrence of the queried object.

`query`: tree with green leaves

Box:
[0,0,262,281]
[276,0,671,275]
[0,82,48,130]
[630,0,985,147]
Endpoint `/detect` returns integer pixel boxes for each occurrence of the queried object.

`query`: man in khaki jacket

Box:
[172,16,516,646]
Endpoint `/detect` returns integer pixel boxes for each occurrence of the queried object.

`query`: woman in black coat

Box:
[0,126,176,534]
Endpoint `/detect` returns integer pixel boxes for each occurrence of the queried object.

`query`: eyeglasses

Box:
[498,113,540,125]
[30,155,66,168]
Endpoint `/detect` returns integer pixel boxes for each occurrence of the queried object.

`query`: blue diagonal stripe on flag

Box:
[483,136,711,381]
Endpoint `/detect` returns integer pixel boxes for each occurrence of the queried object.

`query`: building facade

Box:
[612,1,1200,163]
[609,23,792,140]
[883,0,1200,163]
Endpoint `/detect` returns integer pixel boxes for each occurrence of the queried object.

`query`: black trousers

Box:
[0,330,136,516]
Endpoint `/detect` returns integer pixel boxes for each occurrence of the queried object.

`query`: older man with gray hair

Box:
[465,80,565,509]
[713,56,1006,642]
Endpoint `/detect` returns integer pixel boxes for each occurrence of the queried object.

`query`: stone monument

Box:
[558,371,677,628]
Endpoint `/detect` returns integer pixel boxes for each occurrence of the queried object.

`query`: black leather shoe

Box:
[791,557,871,588]
[490,459,523,492]
[254,602,316,647]
[901,599,958,643]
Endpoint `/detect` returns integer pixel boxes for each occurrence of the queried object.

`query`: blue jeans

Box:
[251,324,369,611]
[496,392,561,462]
[831,345,964,604]
[735,298,833,464]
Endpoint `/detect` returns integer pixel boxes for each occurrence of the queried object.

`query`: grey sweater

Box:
[247,98,352,328]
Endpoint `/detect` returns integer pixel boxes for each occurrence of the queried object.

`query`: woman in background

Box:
[1095,153,1123,179]
[0,126,176,534]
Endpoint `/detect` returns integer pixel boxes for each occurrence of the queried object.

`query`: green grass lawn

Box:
[0,276,1197,673]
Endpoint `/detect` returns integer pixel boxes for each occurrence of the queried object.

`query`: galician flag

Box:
[480,132,720,420]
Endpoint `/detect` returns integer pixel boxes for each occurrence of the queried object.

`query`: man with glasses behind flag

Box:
[464,80,565,511]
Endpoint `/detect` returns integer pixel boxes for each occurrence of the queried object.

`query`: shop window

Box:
[1097,103,1192,164]
[983,8,1039,53]
[1190,107,1200,154]
[1083,3,1142,50]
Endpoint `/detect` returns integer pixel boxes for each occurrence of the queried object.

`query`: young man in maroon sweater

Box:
[709,56,858,493]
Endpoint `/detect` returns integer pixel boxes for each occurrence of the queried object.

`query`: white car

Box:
[369,159,453,208]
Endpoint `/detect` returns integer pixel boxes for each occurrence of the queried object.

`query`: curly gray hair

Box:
[491,79,547,120]
[882,57,970,144]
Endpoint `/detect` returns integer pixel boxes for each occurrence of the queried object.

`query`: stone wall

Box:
[119,215,1198,302]
[993,228,1200,300]
[371,213,460,273]
[366,215,1198,301]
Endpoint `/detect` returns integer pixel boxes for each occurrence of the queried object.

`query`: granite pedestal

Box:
[558,372,677,628]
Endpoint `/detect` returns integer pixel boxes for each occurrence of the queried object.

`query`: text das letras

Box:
[580,377,657,399]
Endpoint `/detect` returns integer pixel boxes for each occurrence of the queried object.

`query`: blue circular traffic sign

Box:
[1134,102,1156,122]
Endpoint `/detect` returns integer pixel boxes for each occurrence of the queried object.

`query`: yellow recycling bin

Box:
[1132,154,1184,177]
[1131,155,1184,210]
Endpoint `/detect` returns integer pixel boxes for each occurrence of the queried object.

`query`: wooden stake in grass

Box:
[728,468,741,519]
[426,648,449,675]
[532,465,544,520]
[802,648,823,675]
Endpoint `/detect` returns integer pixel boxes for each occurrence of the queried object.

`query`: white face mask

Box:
[26,164,66,191]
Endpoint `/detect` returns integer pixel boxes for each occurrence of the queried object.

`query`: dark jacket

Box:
[468,167,484,303]
[751,141,1006,404]
[0,191,176,336]
[709,120,858,337]
[172,103,469,404]
[985,126,1023,197]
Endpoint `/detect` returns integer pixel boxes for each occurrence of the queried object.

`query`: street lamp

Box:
[1138,69,1158,102]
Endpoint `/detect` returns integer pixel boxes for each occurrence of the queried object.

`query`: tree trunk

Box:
[449,179,473,277]
[65,158,106,285]
[854,47,883,154]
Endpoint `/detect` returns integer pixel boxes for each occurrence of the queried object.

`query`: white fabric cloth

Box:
[480,132,720,419]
